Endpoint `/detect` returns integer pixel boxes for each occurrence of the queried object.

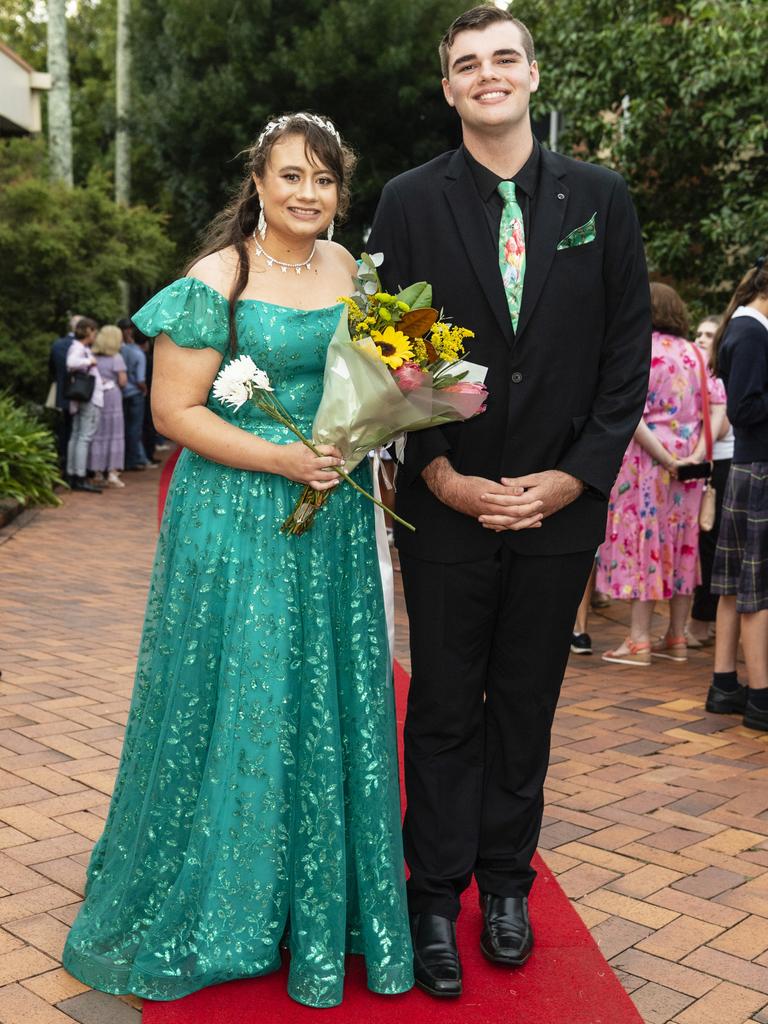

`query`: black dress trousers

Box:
[400,545,595,920]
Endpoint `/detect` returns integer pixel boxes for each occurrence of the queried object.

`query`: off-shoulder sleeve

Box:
[132,278,230,354]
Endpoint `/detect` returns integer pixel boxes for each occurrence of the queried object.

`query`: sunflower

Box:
[370,326,413,369]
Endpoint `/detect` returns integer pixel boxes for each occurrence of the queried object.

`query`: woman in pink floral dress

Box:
[598,284,726,665]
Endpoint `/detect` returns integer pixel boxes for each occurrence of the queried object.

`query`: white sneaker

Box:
[107,473,125,488]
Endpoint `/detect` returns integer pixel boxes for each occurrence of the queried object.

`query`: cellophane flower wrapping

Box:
[312,315,487,473]
[280,253,488,535]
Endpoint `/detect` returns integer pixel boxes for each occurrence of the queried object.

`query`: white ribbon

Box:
[371,449,395,659]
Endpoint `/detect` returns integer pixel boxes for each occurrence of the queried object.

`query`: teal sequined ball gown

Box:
[62,278,413,1008]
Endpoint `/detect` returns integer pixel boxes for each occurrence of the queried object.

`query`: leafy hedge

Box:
[0,137,175,405]
[0,393,63,507]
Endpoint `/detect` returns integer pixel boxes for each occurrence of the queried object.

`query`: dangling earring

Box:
[257,207,267,240]
[326,220,334,242]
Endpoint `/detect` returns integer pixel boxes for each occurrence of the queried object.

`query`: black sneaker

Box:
[705,683,747,715]
[744,697,768,732]
[570,633,592,655]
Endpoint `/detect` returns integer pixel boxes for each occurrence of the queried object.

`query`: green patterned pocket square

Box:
[557,212,597,250]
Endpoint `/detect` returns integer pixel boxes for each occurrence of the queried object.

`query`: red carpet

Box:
[157,446,182,528]
[143,647,641,1022]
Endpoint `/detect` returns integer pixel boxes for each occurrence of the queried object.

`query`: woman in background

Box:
[89,325,128,488]
[707,258,768,730]
[686,314,730,646]
[598,283,725,665]
[66,317,104,493]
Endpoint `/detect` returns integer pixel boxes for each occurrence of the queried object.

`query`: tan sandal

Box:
[602,638,651,666]
[651,634,687,662]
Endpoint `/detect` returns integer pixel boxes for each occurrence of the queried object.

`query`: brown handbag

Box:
[691,344,716,532]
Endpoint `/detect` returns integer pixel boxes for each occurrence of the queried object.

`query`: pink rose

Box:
[393,361,424,393]
[442,379,488,416]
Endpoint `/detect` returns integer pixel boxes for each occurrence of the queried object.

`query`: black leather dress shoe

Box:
[479,894,533,966]
[744,697,768,732]
[705,683,747,714]
[410,913,462,997]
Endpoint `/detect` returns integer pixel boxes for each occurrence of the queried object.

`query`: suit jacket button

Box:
[511,371,523,383]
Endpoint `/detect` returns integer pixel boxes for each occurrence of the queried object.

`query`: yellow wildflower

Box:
[370,326,413,369]
[429,322,463,362]
[411,338,428,365]
[339,296,366,323]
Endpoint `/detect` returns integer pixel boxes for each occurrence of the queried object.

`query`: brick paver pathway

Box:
[2,467,768,1024]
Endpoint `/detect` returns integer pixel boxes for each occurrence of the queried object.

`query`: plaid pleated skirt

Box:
[711,462,768,613]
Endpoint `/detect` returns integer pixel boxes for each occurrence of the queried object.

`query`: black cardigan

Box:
[718,312,768,462]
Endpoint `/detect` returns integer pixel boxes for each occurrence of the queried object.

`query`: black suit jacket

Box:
[49,333,74,411]
[367,146,651,562]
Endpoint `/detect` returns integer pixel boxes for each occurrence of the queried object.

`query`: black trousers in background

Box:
[691,458,732,622]
[400,546,595,920]
[54,410,72,474]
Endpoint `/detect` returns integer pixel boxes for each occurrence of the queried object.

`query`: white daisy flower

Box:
[252,368,273,392]
[213,356,273,410]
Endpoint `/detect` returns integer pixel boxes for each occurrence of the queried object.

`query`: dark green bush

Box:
[0,393,63,507]
[0,137,175,404]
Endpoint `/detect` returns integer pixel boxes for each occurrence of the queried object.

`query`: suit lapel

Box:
[514,154,569,343]
[443,151,514,346]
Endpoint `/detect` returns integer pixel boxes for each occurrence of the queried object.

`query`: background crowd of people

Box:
[570,263,768,734]
[48,315,168,493]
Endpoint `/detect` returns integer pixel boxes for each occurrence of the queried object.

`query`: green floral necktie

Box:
[498,180,526,332]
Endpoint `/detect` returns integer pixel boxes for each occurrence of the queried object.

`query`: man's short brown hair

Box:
[650,282,690,339]
[439,4,535,78]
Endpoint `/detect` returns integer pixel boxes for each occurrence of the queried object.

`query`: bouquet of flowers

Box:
[213,253,488,536]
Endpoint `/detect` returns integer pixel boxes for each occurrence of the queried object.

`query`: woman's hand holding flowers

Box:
[278,442,344,490]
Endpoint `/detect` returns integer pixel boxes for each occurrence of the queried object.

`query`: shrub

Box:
[0,393,64,507]
[0,137,175,404]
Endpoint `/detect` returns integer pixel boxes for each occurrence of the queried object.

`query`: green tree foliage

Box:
[1,0,120,186]
[523,0,768,309]
[130,0,468,256]
[0,138,174,403]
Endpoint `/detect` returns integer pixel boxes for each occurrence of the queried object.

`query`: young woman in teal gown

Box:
[62,113,413,1008]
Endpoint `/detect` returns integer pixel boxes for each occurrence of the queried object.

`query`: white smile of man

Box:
[474,88,510,104]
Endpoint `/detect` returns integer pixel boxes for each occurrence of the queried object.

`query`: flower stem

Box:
[293,428,415,532]
[253,393,416,532]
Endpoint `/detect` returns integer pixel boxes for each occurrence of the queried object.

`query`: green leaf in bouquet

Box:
[360,252,384,273]
[351,252,383,308]
[396,281,432,310]
[433,369,469,389]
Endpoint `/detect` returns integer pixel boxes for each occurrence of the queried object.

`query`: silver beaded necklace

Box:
[253,235,316,275]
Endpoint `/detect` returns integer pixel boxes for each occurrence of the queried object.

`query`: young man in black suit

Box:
[368,5,651,998]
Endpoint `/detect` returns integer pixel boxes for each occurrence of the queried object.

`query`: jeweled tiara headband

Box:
[256,112,341,148]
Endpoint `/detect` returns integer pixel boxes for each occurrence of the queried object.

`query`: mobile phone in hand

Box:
[677,461,712,481]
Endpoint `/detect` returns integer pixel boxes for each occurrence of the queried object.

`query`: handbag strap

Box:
[691,343,713,462]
